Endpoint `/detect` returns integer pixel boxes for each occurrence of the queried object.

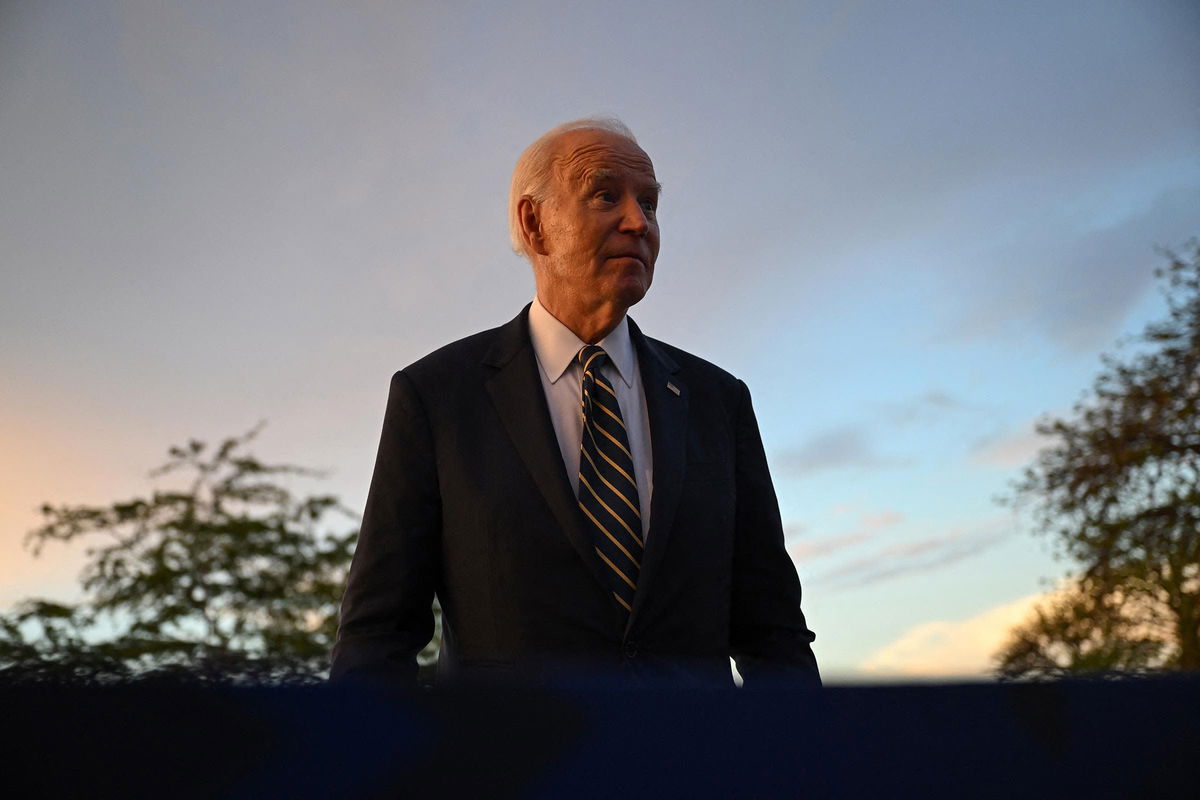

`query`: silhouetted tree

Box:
[0,425,368,684]
[996,576,1173,680]
[996,241,1200,677]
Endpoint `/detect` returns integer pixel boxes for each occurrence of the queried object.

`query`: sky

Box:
[2,0,1198,681]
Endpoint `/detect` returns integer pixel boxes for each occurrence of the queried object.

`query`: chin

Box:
[615,276,651,309]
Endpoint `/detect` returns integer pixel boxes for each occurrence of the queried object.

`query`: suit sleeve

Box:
[330,370,441,686]
[728,379,821,686]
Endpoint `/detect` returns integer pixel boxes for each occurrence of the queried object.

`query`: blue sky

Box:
[2,0,1197,679]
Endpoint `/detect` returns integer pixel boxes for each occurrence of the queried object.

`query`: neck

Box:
[537,292,626,344]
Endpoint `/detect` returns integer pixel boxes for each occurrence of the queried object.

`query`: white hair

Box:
[508,116,638,258]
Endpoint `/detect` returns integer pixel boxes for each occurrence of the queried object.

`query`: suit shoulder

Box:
[644,335,743,390]
[392,317,515,388]
[379,326,501,410]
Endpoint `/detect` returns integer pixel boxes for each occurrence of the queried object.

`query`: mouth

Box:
[607,253,647,268]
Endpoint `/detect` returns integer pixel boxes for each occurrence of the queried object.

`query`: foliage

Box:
[995,577,1174,680]
[997,241,1200,677]
[0,425,363,685]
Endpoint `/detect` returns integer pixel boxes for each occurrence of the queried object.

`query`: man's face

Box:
[534,129,661,313]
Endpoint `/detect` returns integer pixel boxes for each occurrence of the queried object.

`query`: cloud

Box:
[880,390,964,426]
[788,511,903,563]
[777,427,903,477]
[862,510,904,528]
[859,585,1072,678]
[790,531,870,563]
[814,517,1013,591]
[969,422,1049,468]
[944,183,1200,353]
[782,522,807,541]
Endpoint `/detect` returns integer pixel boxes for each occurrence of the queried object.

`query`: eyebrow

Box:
[583,169,663,197]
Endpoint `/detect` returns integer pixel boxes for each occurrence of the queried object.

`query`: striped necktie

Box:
[576,344,643,615]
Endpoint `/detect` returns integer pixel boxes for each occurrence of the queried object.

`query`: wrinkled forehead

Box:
[550,130,658,189]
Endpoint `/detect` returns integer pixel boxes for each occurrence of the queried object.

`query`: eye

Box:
[639,198,657,214]
[595,190,617,203]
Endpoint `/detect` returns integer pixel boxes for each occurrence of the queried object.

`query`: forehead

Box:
[550,130,658,189]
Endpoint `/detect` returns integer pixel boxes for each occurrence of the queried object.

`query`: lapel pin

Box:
[667,382,680,396]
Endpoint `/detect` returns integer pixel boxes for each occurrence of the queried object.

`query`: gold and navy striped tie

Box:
[577,345,643,616]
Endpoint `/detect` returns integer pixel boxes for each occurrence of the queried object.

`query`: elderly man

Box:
[331,118,819,687]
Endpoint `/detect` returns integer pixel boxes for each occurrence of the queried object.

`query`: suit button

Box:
[623,641,638,659]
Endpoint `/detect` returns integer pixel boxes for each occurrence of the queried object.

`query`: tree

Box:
[995,576,1173,680]
[996,240,1200,677]
[0,425,369,684]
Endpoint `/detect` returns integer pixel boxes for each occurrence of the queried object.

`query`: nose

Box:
[618,196,650,236]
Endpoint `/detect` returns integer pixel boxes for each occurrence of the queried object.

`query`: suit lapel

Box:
[483,306,617,596]
[628,319,687,629]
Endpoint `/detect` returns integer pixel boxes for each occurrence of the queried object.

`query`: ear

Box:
[517,196,550,256]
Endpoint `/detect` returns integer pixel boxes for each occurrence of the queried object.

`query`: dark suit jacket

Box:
[330,305,818,687]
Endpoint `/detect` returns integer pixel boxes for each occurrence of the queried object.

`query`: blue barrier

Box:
[5,677,1197,797]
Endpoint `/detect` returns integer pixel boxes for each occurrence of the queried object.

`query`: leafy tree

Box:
[0,425,369,684]
[995,576,1173,680]
[996,241,1200,677]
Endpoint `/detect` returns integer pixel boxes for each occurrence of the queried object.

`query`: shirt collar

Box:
[528,296,636,388]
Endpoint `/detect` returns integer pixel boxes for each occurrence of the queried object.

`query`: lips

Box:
[608,252,647,267]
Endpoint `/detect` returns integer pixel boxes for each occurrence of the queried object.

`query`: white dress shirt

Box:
[528,296,654,539]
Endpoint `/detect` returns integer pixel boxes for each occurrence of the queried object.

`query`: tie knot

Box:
[577,345,610,375]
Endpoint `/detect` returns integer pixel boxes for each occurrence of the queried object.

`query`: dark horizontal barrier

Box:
[6,676,1197,797]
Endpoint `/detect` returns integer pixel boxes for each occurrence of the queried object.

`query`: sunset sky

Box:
[2,0,1197,680]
